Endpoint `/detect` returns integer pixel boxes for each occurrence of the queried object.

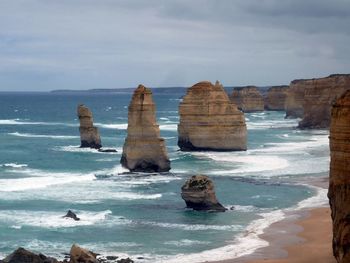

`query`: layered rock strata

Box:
[121,85,171,172]
[69,244,97,263]
[285,79,308,118]
[328,90,350,263]
[231,86,264,112]
[181,175,226,212]
[77,105,102,149]
[264,85,289,111]
[298,74,350,129]
[178,81,247,151]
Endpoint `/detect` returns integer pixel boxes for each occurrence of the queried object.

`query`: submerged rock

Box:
[120,85,171,172]
[77,105,102,149]
[231,86,265,112]
[181,175,227,212]
[98,148,117,153]
[63,210,80,221]
[298,74,350,129]
[178,81,247,151]
[69,244,97,263]
[264,85,289,111]
[1,247,59,263]
[328,90,350,263]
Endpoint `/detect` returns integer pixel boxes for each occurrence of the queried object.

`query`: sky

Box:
[0,0,349,91]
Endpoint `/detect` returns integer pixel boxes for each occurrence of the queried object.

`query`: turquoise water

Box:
[0,91,329,262]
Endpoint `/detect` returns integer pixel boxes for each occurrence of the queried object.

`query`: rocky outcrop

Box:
[69,244,97,263]
[178,81,247,151]
[285,79,307,118]
[231,86,264,112]
[1,247,59,263]
[181,175,226,212]
[264,85,289,111]
[63,210,80,221]
[77,105,102,149]
[328,90,350,263]
[121,85,171,172]
[298,74,350,129]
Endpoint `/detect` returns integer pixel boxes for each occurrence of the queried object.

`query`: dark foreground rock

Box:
[63,210,80,221]
[1,247,59,263]
[328,90,350,263]
[181,175,227,212]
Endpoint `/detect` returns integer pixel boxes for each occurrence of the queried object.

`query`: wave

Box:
[141,221,242,231]
[0,210,113,228]
[164,239,211,247]
[54,145,120,154]
[95,123,128,129]
[0,119,76,127]
[159,124,177,131]
[8,132,78,139]
[247,119,299,130]
[1,163,28,168]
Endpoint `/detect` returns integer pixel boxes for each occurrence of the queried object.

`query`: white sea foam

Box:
[159,124,178,131]
[1,163,28,168]
[247,119,299,130]
[8,132,78,139]
[95,123,128,129]
[142,221,242,231]
[164,239,211,247]
[0,210,113,228]
[0,119,76,127]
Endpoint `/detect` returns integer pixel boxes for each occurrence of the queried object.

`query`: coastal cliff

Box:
[178,81,247,151]
[121,85,171,172]
[298,74,350,129]
[329,90,350,263]
[77,104,102,149]
[264,85,289,111]
[231,86,264,112]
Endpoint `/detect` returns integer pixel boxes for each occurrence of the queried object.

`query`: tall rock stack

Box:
[178,81,247,151]
[231,86,264,112]
[264,85,289,111]
[285,79,308,118]
[298,74,350,129]
[121,85,171,172]
[329,90,350,263]
[77,104,102,149]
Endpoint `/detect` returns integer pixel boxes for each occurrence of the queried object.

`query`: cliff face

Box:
[299,74,350,129]
[181,175,226,212]
[285,80,307,118]
[77,104,102,149]
[121,85,171,172]
[178,81,247,151]
[231,86,264,112]
[264,85,289,111]
[329,90,350,263]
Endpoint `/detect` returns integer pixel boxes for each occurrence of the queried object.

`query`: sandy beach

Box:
[207,207,335,263]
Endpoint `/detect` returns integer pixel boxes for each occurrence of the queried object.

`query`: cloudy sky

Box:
[0,0,349,91]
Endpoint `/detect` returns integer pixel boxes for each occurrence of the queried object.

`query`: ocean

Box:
[0,91,329,262]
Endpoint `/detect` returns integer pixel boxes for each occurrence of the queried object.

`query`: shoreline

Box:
[205,177,334,263]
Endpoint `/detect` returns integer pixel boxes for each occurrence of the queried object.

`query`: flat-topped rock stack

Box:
[231,86,264,112]
[264,85,289,111]
[178,81,247,151]
[77,104,102,149]
[285,79,308,119]
[298,74,350,129]
[329,90,350,263]
[121,85,171,172]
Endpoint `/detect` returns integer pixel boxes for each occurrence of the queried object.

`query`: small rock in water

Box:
[63,210,80,221]
[98,148,117,153]
[106,256,118,260]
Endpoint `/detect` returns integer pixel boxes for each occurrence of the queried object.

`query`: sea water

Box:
[0,91,329,262]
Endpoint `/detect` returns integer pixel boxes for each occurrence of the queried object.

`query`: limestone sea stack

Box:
[77,104,102,149]
[181,175,227,212]
[120,85,171,172]
[231,86,264,112]
[285,79,308,118]
[264,85,289,111]
[328,90,350,263]
[178,81,247,151]
[298,74,350,129]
